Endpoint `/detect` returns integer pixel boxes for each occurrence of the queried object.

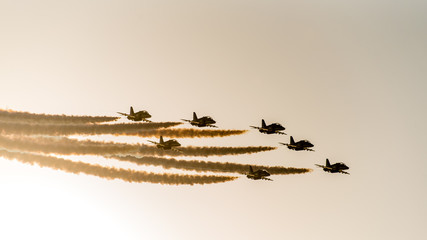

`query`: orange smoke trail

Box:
[0,121,181,135]
[110,155,312,175]
[0,150,236,185]
[0,135,138,155]
[0,109,118,124]
[0,135,276,157]
[143,145,277,157]
[123,128,247,138]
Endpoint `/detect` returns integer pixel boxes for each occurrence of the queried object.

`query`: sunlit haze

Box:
[0,1,426,239]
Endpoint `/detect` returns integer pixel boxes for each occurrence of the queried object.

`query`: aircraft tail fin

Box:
[326,159,331,167]
[159,136,164,144]
[193,112,198,121]
[290,136,295,145]
[249,166,254,174]
[261,119,266,128]
[130,106,135,115]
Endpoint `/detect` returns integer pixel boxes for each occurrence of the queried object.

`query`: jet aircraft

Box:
[148,136,181,150]
[250,119,286,135]
[181,112,217,128]
[118,106,151,122]
[315,159,349,174]
[280,136,314,151]
[246,166,272,181]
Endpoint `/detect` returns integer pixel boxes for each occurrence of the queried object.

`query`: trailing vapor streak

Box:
[0,135,138,155]
[110,155,312,175]
[124,128,247,138]
[0,135,275,157]
[0,150,235,185]
[0,109,119,124]
[141,146,277,157]
[0,121,181,136]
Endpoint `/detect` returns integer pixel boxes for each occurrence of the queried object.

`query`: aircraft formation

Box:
[118,106,350,181]
[246,119,349,180]
[0,107,347,185]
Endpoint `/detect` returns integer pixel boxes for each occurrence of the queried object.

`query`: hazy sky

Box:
[0,1,426,239]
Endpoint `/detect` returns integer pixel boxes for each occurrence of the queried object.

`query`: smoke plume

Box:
[140,145,277,157]
[0,150,236,185]
[0,121,181,136]
[0,135,275,157]
[124,128,247,138]
[0,135,138,155]
[0,109,119,124]
[110,155,312,175]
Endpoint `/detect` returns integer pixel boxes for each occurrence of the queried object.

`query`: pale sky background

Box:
[0,0,426,239]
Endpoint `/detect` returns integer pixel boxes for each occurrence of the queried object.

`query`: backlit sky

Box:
[0,1,426,239]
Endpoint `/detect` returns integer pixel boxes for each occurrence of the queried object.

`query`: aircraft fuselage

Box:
[128,111,151,121]
[324,163,349,173]
[287,141,314,151]
[259,126,285,134]
[189,116,216,127]
[247,169,271,180]
[157,140,181,150]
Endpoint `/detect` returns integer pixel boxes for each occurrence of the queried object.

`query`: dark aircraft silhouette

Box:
[148,136,181,150]
[181,112,217,128]
[118,106,151,122]
[246,166,272,181]
[250,119,286,135]
[280,136,314,151]
[315,159,349,174]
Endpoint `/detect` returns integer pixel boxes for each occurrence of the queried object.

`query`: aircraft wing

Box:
[279,142,288,146]
[262,177,273,181]
[206,124,218,128]
[117,112,129,117]
[181,119,192,123]
[315,164,327,169]
[250,126,261,130]
[247,175,272,181]
[339,170,350,175]
[276,131,287,135]
[147,140,158,145]
[171,148,183,153]
[142,119,152,123]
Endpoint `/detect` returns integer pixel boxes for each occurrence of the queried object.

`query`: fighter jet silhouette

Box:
[315,159,349,174]
[118,106,151,122]
[147,136,181,151]
[246,166,272,181]
[280,136,314,151]
[181,112,217,128]
[250,119,286,135]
